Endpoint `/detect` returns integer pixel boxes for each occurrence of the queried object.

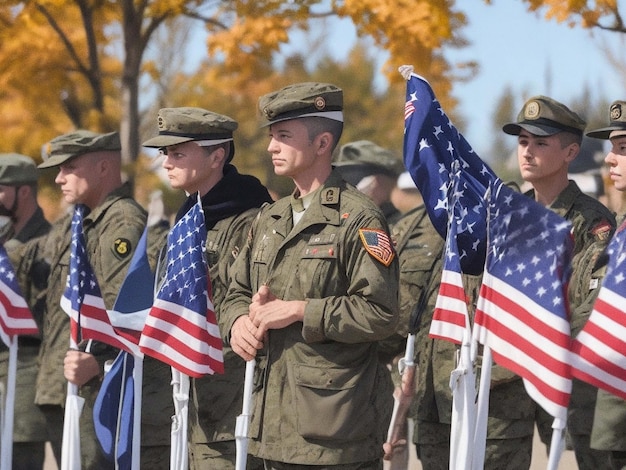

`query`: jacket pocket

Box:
[293,363,374,441]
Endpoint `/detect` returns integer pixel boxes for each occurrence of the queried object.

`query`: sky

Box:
[185,1,625,159]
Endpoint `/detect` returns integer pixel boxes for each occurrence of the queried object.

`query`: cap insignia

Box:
[314,96,326,110]
[611,103,622,121]
[524,101,540,120]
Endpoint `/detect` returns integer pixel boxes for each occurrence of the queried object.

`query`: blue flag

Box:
[93,351,135,468]
[401,66,497,274]
[93,225,155,469]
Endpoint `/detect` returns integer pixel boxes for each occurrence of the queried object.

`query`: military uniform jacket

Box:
[220,170,399,465]
[0,207,51,441]
[32,183,146,406]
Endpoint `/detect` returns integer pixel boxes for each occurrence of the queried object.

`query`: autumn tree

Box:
[0,0,473,170]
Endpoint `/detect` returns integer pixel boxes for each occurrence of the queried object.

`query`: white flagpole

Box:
[449,321,477,470]
[131,355,143,470]
[546,418,566,470]
[471,345,491,470]
[235,359,256,470]
[0,336,18,470]
[170,368,189,470]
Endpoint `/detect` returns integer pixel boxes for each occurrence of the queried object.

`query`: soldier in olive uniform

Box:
[0,154,50,469]
[13,131,147,469]
[586,100,626,470]
[221,82,399,469]
[142,107,273,469]
[333,140,405,226]
[503,96,615,470]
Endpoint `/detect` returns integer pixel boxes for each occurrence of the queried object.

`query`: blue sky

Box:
[185,1,624,158]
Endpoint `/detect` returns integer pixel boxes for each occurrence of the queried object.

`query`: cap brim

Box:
[142,135,195,148]
[586,125,626,140]
[502,122,563,136]
[37,153,75,169]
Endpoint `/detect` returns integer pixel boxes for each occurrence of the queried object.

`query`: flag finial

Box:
[398,65,414,81]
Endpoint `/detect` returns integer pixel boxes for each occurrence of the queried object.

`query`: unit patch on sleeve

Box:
[113,238,132,259]
[358,228,395,266]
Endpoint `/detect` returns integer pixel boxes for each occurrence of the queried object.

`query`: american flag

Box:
[139,196,224,378]
[473,181,574,420]
[401,66,496,274]
[358,228,395,266]
[571,222,626,400]
[0,245,38,347]
[429,168,471,344]
[60,205,138,354]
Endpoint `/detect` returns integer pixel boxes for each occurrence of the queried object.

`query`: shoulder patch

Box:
[591,221,613,242]
[358,228,395,267]
[113,238,132,259]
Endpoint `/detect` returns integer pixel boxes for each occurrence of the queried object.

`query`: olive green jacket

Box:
[220,170,399,465]
[20,183,146,407]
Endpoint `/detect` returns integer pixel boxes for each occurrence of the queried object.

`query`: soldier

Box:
[221,82,399,469]
[586,99,626,470]
[333,140,405,225]
[142,107,273,469]
[503,96,615,469]
[0,154,50,469]
[13,130,146,469]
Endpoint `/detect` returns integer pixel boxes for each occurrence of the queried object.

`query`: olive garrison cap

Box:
[333,140,404,185]
[39,130,121,169]
[258,82,343,126]
[0,153,39,185]
[586,100,626,140]
[143,107,238,162]
[502,96,586,137]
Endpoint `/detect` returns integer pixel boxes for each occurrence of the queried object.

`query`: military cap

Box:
[586,100,626,140]
[333,140,403,185]
[39,130,121,169]
[0,153,39,185]
[502,96,586,137]
[258,82,343,126]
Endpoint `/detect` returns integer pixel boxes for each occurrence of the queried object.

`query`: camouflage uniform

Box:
[587,104,626,470]
[142,107,273,469]
[221,170,399,466]
[528,181,615,470]
[19,181,144,469]
[0,153,51,470]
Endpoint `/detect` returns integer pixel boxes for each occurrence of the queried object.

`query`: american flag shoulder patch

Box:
[358,228,395,267]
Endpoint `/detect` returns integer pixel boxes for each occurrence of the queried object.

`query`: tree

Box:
[0,0,473,169]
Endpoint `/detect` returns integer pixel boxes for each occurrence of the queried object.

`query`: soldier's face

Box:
[516,130,575,184]
[0,185,17,217]
[54,153,101,208]
[162,141,223,196]
[267,120,318,179]
[605,136,626,192]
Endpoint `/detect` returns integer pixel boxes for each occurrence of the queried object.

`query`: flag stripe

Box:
[0,246,38,344]
[430,269,467,344]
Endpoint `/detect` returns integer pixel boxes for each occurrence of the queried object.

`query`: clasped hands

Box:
[230,285,306,361]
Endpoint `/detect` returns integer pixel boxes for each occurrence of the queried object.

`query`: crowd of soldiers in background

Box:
[1,82,626,470]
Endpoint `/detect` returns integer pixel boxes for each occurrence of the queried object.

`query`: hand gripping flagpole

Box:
[235,359,255,470]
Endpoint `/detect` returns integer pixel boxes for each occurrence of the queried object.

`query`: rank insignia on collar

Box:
[358,228,395,266]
